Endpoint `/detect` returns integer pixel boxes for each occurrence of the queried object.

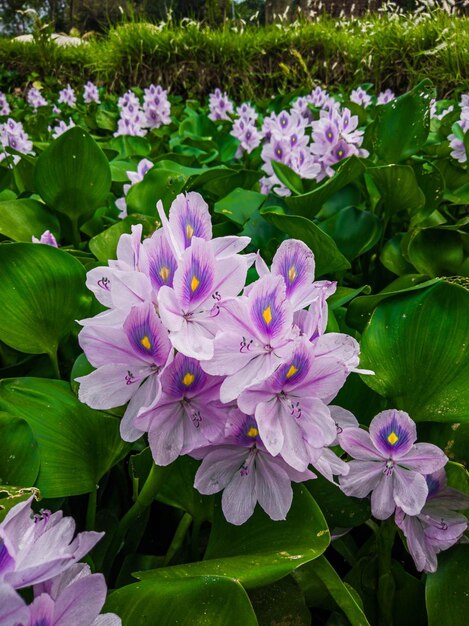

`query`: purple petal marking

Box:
[169,192,212,252]
[144,229,177,292]
[123,302,171,365]
[161,353,208,398]
[248,274,293,343]
[369,410,416,458]
[0,538,15,577]
[271,239,315,299]
[173,236,216,309]
[269,340,313,391]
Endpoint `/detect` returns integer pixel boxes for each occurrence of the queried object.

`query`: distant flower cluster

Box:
[0,497,121,625]
[448,94,469,163]
[208,88,234,121]
[114,85,172,137]
[27,87,48,110]
[58,83,77,108]
[0,118,34,164]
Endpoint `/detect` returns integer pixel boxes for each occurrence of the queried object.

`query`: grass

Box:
[0,9,468,99]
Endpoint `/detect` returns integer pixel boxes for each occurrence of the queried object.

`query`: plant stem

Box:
[103,463,167,576]
[164,512,192,566]
[86,488,97,530]
[377,518,397,626]
[48,348,61,379]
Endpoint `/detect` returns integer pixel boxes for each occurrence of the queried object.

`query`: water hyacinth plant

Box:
[0,75,467,625]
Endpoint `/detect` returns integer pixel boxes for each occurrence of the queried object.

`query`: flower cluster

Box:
[143,84,171,129]
[27,87,48,110]
[377,89,396,105]
[350,86,372,108]
[115,157,154,219]
[57,84,77,108]
[77,192,367,525]
[50,117,75,139]
[0,497,120,625]
[32,230,59,247]
[338,409,468,572]
[83,80,100,104]
[0,91,10,116]
[447,94,469,163]
[230,101,261,156]
[0,118,34,164]
[115,90,147,137]
[208,88,234,121]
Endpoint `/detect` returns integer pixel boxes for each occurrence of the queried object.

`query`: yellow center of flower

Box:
[387,431,399,445]
[327,132,333,139]
[276,148,282,156]
[338,149,344,157]
[247,427,258,437]
[159,265,170,282]
[140,335,151,350]
[286,364,299,378]
[191,275,200,292]
[262,305,273,325]
[182,372,195,386]
[186,224,194,240]
[288,265,297,282]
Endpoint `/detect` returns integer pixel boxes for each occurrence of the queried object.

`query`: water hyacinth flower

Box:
[50,117,75,139]
[339,410,447,520]
[114,90,146,137]
[193,411,315,525]
[58,84,76,108]
[231,117,261,155]
[0,91,11,116]
[115,157,154,219]
[0,497,103,589]
[350,86,372,108]
[0,118,34,164]
[395,469,469,573]
[83,80,100,104]
[2,564,121,626]
[27,87,48,110]
[448,117,469,163]
[143,83,171,129]
[131,353,226,465]
[377,88,396,105]
[208,88,234,121]
[32,230,59,247]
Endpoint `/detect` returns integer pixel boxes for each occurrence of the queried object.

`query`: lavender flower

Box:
[27,87,48,110]
[50,118,75,139]
[32,230,59,247]
[58,84,76,108]
[231,117,261,155]
[114,90,146,137]
[193,411,315,525]
[448,117,469,163]
[377,89,396,105]
[0,497,102,589]
[208,88,234,121]
[0,91,10,116]
[350,86,372,109]
[83,80,100,104]
[115,157,154,219]
[0,118,34,164]
[143,84,171,129]
[339,410,447,520]
[395,469,469,573]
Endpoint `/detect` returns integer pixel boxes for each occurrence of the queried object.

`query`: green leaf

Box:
[380,234,415,276]
[214,188,265,226]
[368,79,433,162]
[0,486,40,522]
[126,168,187,215]
[89,215,157,262]
[359,281,469,422]
[367,165,425,218]
[105,576,258,626]
[0,198,60,242]
[426,545,469,626]
[260,209,350,276]
[0,378,127,498]
[319,207,382,260]
[248,576,310,626]
[137,485,330,590]
[35,127,111,220]
[0,412,40,486]
[307,475,371,529]
[406,228,468,277]
[271,160,304,194]
[107,135,151,158]
[0,243,90,356]
[284,156,366,217]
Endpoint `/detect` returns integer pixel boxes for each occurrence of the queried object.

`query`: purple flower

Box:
[208,88,234,121]
[0,91,11,116]
[0,118,34,164]
[231,118,261,155]
[339,410,448,520]
[57,84,76,108]
[0,498,102,590]
[143,83,171,129]
[238,339,344,470]
[350,86,372,109]
[83,80,100,104]
[448,118,468,163]
[27,87,48,110]
[377,89,396,105]
[202,274,295,403]
[32,230,59,247]
[132,353,225,465]
[114,90,146,137]
[50,118,75,139]
[193,411,315,525]
[395,469,469,573]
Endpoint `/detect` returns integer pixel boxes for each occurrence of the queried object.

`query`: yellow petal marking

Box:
[182,372,195,386]
[159,265,170,282]
[191,275,200,292]
[286,364,299,379]
[288,265,297,282]
[262,305,273,325]
[140,335,151,350]
[337,149,344,158]
[186,224,194,240]
[247,427,258,438]
[387,431,399,445]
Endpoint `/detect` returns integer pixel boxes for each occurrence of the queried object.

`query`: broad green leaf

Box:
[0,486,39,523]
[0,412,40,486]
[359,281,469,422]
[107,135,151,158]
[307,475,371,529]
[89,215,157,261]
[35,127,111,220]
[0,243,90,356]
[368,79,433,162]
[406,228,468,277]
[137,485,330,590]
[0,378,127,498]
[105,576,258,626]
[214,188,265,226]
[260,209,350,276]
[248,576,310,626]
[380,234,415,276]
[284,156,366,217]
[426,545,469,626]
[319,206,382,260]
[126,168,187,215]
[0,198,60,242]
[367,165,425,217]
[271,160,304,194]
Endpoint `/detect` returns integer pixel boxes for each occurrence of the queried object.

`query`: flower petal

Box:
[393,467,428,516]
[255,453,293,521]
[399,443,447,474]
[338,428,382,461]
[371,473,396,520]
[339,460,383,498]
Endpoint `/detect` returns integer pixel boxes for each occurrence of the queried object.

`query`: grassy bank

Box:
[1,11,468,99]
